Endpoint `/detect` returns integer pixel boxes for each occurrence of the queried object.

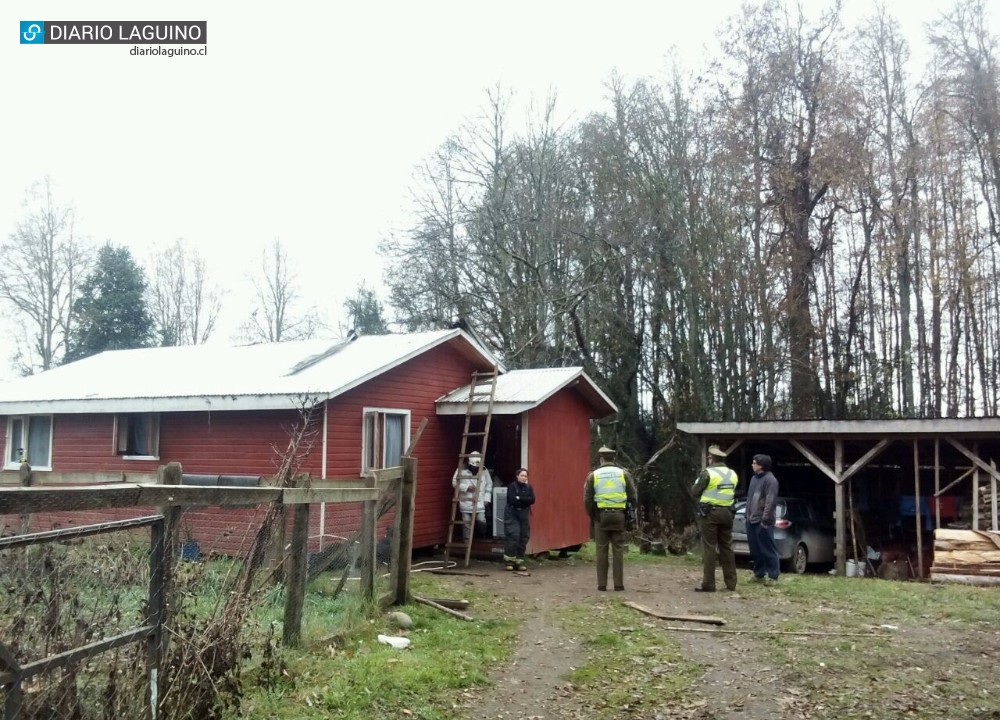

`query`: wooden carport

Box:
[677,419,1000,577]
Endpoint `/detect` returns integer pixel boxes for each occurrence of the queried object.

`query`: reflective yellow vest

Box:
[594,466,627,508]
[700,466,737,506]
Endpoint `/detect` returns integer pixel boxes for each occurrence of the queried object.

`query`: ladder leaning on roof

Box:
[443,366,499,568]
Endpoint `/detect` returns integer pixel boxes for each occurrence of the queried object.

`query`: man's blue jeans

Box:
[747,522,780,579]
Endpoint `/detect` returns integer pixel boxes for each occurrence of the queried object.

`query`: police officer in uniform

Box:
[584,446,637,592]
[690,444,738,592]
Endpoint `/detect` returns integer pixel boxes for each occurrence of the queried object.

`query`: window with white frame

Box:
[362,408,409,472]
[5,415,53,469]
[115,413,160,458]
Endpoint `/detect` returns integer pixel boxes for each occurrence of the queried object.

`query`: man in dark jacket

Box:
[690,444,739,592]
[746,453,780,585]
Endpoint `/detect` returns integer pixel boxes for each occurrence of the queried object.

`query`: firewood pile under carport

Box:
[931,529,1000,585]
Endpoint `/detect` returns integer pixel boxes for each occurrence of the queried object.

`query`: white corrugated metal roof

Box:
[0,329,498,414]
[436,367,617,417]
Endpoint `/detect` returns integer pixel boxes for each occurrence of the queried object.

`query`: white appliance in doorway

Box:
[492,486,507,537]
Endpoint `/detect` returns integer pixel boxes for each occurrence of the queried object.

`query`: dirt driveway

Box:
[434,555,788,719]
[432,554,1000,720]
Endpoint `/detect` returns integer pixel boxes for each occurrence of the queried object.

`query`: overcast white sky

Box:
[1,0,992,374]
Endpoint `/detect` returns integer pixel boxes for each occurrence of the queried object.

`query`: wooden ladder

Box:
[443,367,499,568]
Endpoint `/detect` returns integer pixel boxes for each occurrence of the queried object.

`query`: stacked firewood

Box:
[977,486,996,529]
[930,528,1000,585]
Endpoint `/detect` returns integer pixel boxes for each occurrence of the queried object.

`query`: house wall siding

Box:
[320,342,473,549]
[525,388,593,553]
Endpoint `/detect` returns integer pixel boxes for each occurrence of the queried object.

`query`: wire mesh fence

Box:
[0,462,411,720]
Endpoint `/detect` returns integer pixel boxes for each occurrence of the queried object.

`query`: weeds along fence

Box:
[0,457,417,720]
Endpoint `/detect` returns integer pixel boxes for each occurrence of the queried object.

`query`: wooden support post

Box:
[973,442,980,530]
[934,440,941,529]
[359,473,377,602]
[834,440,846,575]
[992,460,998,533]
[914,440,923,579]
[282,482,310,647]
[390,456,417,606]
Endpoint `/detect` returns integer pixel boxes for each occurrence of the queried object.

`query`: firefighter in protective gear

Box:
[452,451,493,541]
[584,446,638,591]
[690,444,739,592]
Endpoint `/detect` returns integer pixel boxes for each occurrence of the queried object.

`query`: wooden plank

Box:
[930,563,1000,574]
[137,485,281,507]
[934,540,997,551]
[419,597,470,610]
[283,487,381,504]
[0,471,158,487]
[623,601,726,626]
[413,595,472,621]
[0,485,144,514]
[0,482,382,516]
[936,528,995,542]
[932,550,1000,563]
[930,573,1000,586]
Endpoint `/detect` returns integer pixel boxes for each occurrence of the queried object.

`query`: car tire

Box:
[785,543,808,574]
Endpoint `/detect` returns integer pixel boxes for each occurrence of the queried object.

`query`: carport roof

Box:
[678,418,1000,439]
[678,418,1000,485]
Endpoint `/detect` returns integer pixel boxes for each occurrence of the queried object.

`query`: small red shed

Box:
[0,329,616,556]
[436,367,617,555]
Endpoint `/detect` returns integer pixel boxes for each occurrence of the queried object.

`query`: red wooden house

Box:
[0,329,616,556]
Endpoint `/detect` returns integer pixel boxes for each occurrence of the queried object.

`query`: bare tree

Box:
[239,239,323,343]
[148,239,223,346]
[0,177,90,373]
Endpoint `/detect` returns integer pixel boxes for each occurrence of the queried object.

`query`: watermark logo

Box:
[20,21,44,44]
[18,21,206,44]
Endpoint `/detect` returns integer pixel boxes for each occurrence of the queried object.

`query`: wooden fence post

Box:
[151,462,182,719]
[390,456,417,606]
[283,474,310,647]
[360,473,377,601]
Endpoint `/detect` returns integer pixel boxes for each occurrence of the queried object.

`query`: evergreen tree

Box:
[344,282,389,335]
[66,243,153,362]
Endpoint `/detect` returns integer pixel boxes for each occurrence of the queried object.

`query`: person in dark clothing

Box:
[746,453,780,585]
[690,444,739,592]
[503,468,535,571]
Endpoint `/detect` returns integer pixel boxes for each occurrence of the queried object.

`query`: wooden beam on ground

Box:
[658,626,891,638]
[623,601,725,626]
[413,595,473,621]
[420,598,471,610]
[424,569,490,577]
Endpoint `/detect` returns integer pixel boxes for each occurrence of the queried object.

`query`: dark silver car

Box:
[732,497,835,574]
